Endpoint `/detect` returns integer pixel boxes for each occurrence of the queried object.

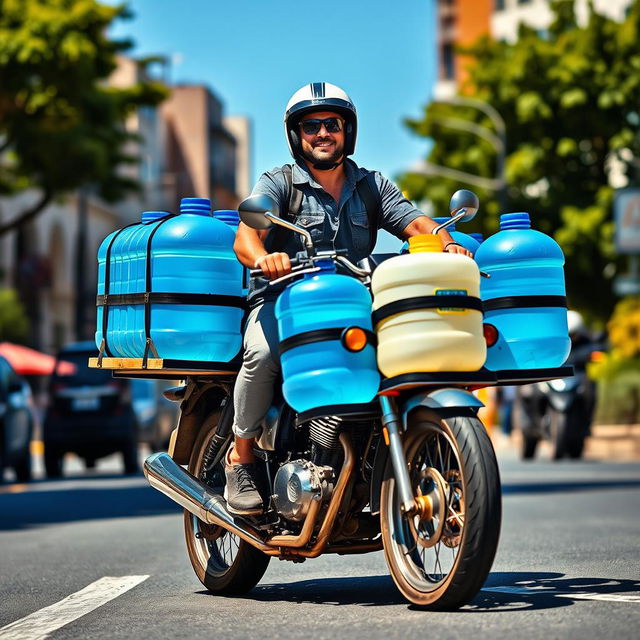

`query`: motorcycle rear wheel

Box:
[183,410,270,595]
[380,411,501,609]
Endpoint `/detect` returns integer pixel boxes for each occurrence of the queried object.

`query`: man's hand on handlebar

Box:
[255,252,292,280]
[444,243,474,258]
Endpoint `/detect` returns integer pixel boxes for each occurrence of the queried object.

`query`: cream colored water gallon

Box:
[371,234,486,377]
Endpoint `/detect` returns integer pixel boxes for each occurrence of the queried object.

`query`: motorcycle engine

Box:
[273,460,334,522]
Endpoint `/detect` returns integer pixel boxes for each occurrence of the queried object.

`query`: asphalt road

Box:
[1,447,639,640]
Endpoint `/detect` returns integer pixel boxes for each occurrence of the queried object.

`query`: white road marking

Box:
[483,586,640,603]
[0,575,149,640]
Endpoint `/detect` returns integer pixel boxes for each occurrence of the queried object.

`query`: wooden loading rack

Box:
[88,356,241,379]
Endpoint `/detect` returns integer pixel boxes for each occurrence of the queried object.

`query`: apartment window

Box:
[442,43,455,80]
[495,0,506,10]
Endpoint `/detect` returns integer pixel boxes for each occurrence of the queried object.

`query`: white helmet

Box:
[567,310,585,336]
[284,82,358,162]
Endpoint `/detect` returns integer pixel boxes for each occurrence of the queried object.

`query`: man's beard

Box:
[301,138,344,169]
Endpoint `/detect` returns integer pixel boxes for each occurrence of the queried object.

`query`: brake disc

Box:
[441,469,464,548]
[409,467,448,549]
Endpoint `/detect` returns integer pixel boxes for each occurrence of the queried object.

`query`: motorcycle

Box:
[514,333,599,460]
[142,190,569,609]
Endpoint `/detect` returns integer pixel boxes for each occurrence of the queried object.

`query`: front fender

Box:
[369,387,484,514]
[401,387,484,429]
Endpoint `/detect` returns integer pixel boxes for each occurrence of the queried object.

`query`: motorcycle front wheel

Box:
[183,409,270,595]
[380,411,501,609]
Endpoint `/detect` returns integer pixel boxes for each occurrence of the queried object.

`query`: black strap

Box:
[269,164,303,251]
[279,327,377,355]
[97,292,246,308]
[100,221,140,357]
[483,295,567,312]
[372,295,483,326]
[143,215,178,362]
[355,174,381,254]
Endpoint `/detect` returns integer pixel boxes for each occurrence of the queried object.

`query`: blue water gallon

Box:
[400,220,481,255]
[96,198,244,362]
[275,259,380,412]
[469,232,484,244]
[213,209,248,295]
[475,212,570,370]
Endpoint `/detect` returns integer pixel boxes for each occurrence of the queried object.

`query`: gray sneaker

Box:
[224,463,264,515]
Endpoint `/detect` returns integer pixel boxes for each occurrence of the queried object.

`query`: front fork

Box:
[379,395,416,516]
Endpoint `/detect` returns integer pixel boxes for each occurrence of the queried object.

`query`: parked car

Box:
[0,355,36,482]
[43,341,178,477]
[131,377,180,452]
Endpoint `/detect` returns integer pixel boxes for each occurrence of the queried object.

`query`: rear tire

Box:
[550,410,567,460]
[380,411,501,609]
[13,451,32,482]
[183,409,270,595]
[44,444,63,478]
[522,434,539,460]
[122,439,140,474]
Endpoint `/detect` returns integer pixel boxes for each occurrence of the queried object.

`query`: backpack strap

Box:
[269,165,381,255]
[355,173,381,254]
[268,164,303,251]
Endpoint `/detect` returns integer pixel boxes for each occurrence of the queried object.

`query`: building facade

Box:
[0,56,252,353]
[435,0,631,98]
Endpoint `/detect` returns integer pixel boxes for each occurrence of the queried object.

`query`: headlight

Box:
[548,378,568,392]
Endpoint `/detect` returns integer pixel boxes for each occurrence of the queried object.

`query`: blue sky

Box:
[109,0,438,185]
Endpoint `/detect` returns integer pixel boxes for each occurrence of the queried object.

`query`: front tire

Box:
[183,409,270,595]
[380,411,501,609]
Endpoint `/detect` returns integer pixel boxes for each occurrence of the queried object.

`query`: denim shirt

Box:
[247,158,425,306]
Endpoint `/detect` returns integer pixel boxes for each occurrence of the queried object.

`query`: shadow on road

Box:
[239,571,640,610]
[241,574,405,606]
[469,572,640,612]
[0,475,180,530]
[503,479,640,495]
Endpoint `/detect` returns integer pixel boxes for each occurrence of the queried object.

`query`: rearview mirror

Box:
[238,195,280,230]
[449,190,479,223]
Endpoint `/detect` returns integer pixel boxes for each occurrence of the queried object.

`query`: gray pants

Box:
[232,302,280,439]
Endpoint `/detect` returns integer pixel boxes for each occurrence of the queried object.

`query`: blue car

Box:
[0,355,36,483]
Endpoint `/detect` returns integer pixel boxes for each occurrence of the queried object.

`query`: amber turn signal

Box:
[341,327,368,352]
[483,323,499,347]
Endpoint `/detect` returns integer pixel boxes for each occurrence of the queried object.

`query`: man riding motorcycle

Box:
[227,82,472,514]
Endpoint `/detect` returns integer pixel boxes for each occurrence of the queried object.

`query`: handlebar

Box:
[248,251,371,286]
[249,257,301,279]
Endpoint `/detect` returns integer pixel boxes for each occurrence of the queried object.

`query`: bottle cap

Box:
[213,209,240,226]
[141,211,170,224]
[408,234,443,253]
[180,197,211,216]
[500,212,531,230]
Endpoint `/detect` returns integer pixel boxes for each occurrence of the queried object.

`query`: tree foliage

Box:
[400,0,640,322]
[0,0,168,235]
[0,289,29,343]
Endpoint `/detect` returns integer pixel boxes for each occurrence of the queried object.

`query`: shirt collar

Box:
[291,158,367,189]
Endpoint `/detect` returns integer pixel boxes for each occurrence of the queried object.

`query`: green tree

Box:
[400,0,640,322]
[0,0,168,235]
[0,289,29,343]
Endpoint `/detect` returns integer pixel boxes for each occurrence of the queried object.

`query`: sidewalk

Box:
[584,423,640,462]
[491,423,640,462]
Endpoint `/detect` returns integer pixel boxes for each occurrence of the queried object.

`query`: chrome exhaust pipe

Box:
[143,452,271,552]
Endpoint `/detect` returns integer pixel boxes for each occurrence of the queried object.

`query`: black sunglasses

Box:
[299,117,344,135]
